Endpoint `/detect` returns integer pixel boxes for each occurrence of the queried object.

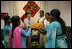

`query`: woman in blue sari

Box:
[45,9,68,48]
[3,16,11,48]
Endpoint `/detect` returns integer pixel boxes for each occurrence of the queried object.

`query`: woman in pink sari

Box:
[9,15,31,48]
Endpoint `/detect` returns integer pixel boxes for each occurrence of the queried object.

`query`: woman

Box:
[45,9,67,48]
[3,16,11,48]
[9,15,31,48]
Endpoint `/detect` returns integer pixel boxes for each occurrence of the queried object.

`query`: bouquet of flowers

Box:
[30,23,44,35]
[31,23,44,29]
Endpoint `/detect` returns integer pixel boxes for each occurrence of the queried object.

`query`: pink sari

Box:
[9,27,23,48]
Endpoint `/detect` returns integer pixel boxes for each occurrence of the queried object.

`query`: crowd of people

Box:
[2,9,68,48]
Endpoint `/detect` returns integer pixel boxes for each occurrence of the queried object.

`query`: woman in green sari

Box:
[3,16,11,48]
[45,9,68,48]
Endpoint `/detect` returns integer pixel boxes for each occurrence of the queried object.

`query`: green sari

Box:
[3,26,11,48]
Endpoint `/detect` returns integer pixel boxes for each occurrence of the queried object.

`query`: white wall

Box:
[46,1,71,26]
[1,1,10,13]
[1,1,71,29]
[1,1,9,29]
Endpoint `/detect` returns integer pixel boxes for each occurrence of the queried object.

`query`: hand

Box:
[38,27,47,34]
[23,27,27,29]
[41,27,46,31]
[27,26,30,30]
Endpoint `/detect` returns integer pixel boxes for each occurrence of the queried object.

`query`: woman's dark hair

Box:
[39,10,44,14]
[4,16,10,26]
[50,9,60,18]
[50,9,66,35]
[11,16,20,38]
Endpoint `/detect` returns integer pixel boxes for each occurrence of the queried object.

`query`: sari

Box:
[9,27,23,48]
[46,21,67,48]
[3,26,11,48]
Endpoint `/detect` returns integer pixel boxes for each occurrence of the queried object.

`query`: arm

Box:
[21,28,31,37]
[37,27,47,34]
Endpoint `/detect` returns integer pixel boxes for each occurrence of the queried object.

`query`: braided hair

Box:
[11,15,20,38]
[50,9,66,34]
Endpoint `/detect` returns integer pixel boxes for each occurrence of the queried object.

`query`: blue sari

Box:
[46,21,67,48]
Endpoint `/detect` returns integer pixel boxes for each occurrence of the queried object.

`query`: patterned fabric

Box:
[65,26,71,48]
[46,21,68,48]
[23,1,40,17]
[3,26,11,48]
[21,1,40,23]
[1,13,8,20]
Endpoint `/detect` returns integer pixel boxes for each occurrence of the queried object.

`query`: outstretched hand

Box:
[27,26,31,30]
[37,27,47,34]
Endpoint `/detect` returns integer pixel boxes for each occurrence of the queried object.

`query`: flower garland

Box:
[31,23,44,28]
